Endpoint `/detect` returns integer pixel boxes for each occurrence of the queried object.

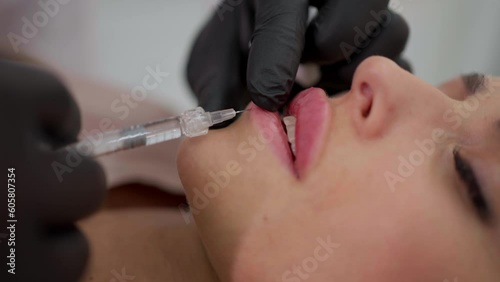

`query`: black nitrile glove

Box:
[187,0,410,114]
[0,60,106,282]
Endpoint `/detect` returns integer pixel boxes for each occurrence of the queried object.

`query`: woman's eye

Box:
[462,73,486,96]
[453,148,491,222]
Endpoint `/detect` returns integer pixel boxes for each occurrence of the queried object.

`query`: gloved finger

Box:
[0,60,81,146]
[317,11,409,85]
[315,62,352,96]
[37,77,81,148]
[186,1,250,114]
[35,149,106,224]
[286,83,307,104]
[35,74,81,148]
[334,12,409,81]
[44,226,89,282]
[247,0,309,111]
[394,56,413,73]
[303,0,393,64]
[18,225,88,282]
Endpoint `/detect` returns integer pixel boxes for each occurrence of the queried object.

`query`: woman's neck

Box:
[163,223,220,281]
[79,207,220,282]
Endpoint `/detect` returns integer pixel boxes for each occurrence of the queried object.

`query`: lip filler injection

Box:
[63,107,244,157]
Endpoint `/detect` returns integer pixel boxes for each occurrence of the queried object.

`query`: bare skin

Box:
[78,185,219,282]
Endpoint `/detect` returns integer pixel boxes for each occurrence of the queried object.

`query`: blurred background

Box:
[1,0,499,112]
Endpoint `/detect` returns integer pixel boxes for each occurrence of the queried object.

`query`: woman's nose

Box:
[348,56,444,139]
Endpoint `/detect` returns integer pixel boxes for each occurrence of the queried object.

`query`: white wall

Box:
[89,0,211,111]
[396,0,500,84]
[2,0,500,111]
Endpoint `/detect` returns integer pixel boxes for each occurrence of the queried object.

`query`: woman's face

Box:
[177,56,500,281]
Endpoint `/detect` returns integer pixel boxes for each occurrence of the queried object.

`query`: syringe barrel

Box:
[65,128,140,157]
[62,107,239,158]
[141,117,182,145]
[67,117,182,157]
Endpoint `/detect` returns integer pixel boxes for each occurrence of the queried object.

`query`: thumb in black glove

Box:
[187,0,410,115]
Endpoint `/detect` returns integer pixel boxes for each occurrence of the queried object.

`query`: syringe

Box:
[62,107,243,157]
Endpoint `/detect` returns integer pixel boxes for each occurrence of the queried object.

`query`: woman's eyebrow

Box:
[462,73,487,94]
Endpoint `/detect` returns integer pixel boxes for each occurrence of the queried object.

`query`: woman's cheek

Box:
[177,138,204,189]
[177,135,228,196]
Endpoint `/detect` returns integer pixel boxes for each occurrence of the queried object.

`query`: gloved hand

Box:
[187,0,410,113]
[0,60,106,281]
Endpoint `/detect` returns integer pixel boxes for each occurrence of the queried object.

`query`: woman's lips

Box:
[249,88,330,177]
[248,103,295,174]
[289,88,330,176]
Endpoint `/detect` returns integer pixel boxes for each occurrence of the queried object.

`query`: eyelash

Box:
[462,73,486,95]
[453,148,490,221]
